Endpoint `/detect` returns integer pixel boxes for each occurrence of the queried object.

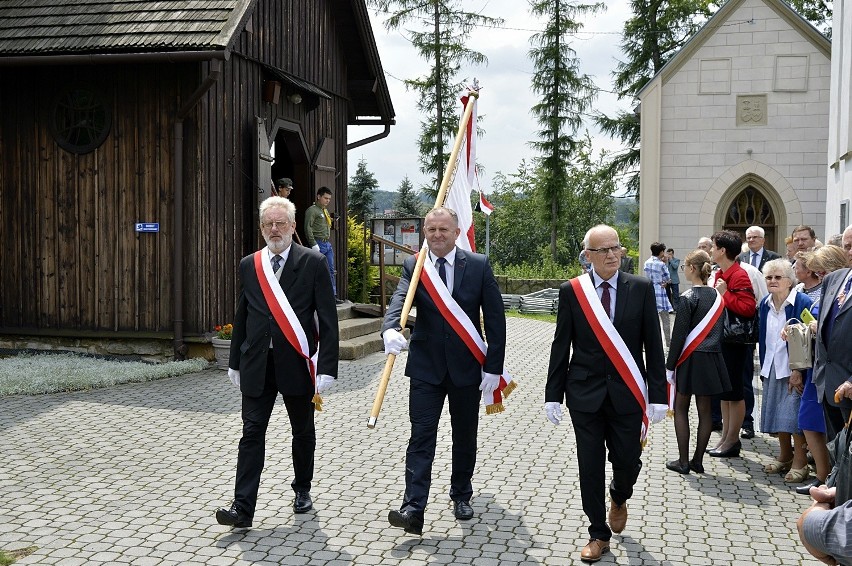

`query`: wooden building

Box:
[0,0,395,359]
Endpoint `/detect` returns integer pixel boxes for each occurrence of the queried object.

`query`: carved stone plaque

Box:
[736,95,768,127]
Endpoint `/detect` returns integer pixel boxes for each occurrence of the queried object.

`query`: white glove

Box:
[227,368,240,388]
[545,402,563,425]
[316,374,334,394]
[312,244,320,252]
[382,328,408,356]
[479,371,501,401]
[648,403,668,424]
[666,369,675,386]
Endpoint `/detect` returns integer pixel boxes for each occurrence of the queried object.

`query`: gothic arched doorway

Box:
[722,185,777,252]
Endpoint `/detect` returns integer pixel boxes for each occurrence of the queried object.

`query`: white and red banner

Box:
[444,91,478,251]
[479,191,494,216]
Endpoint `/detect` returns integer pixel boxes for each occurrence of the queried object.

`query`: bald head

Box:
[843,225,852,265]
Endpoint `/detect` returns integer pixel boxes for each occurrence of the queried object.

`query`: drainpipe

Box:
[173,59,222,359]
[347,123,392,150]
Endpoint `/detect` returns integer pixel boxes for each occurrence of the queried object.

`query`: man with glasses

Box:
[545,224,666,562]
[738,226,780,271]
[215,196,339,529]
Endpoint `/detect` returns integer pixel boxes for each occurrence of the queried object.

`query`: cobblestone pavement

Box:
[0,318,825,565]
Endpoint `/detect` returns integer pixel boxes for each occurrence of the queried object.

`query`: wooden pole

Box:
[367,88,480,429]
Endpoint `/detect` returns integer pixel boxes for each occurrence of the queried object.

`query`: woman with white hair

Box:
[758,259,813,483]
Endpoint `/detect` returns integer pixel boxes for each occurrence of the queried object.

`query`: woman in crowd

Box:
[708,231,757,458]
[665,250,730,474]
[791,245,850,494]
[794,252,823,305]
[758,259,813,483]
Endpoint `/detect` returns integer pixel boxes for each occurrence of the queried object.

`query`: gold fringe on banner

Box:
[502,381,517,398]
[485,403,505,415]
[312,393,323,412]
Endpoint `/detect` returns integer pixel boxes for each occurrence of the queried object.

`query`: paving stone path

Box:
[0,318,824,564]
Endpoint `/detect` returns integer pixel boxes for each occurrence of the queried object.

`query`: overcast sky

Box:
[346,0,634,197]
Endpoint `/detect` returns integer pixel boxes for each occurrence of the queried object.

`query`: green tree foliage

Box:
[346,216,379,303]
[395,176,425,215]
[595,0,718,197]
[348,158,379,221]
[786,0,832,37]
[370,0,501,192]
[529,0,604,261]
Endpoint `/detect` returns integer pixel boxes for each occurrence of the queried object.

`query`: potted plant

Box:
[211,323,233,370]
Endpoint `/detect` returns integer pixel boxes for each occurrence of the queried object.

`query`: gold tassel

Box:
[666,409,675,418]
[640,438,648,450]
[312,393,323,412]
[502,380,517,398]
[485,403,505,415]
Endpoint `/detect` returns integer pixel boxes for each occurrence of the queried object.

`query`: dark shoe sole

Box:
[740,428,755,439]
[215,509,252,528]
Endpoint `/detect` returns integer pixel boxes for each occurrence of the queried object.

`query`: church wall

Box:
[827,0,852,235]
[654,0,830,259]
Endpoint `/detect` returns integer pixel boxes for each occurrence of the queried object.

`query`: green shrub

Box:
[346,216,379,303]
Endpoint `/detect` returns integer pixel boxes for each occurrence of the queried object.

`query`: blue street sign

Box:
[135,223,160,233]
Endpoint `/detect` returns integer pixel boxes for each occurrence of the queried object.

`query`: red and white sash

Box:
[253,248,323,410]
[667,289,725,411]
[419,253,517,413]
[570,273,650,442]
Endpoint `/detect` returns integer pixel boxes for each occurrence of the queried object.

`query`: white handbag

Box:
[785,318,813,370]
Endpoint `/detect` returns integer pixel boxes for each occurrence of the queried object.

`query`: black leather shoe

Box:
[795,478,823,495]
[666,460,690,474]
[453,500,474,520]
[215,502,252,528]
[708,441,741,458]
[740,427,755,439]
[688,459,705,474]
[293,491,313,514]
[388,510,424,535]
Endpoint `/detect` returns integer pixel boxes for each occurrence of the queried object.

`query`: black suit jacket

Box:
[737,248,781,272]
[546,271,666,413]
[814,268,852,409]
[229,244,339,398]
[382,248,506,387]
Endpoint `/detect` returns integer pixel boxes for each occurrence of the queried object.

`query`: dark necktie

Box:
[271,254,282,272]
[751,252,759,267]
[436,257,448,287]
[599,281,611,320]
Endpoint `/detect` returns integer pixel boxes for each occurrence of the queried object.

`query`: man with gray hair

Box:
[697,236,713,253]
[737,225,780,271]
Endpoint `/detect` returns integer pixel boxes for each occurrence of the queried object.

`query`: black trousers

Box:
[569,395,643,541]
[234,355,315,517]
[401,374,480,516]
[824,402,852,442]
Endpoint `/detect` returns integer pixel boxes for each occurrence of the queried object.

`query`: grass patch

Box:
[0,547,37,564]
[506,310,556,324]
[0,353,209,396]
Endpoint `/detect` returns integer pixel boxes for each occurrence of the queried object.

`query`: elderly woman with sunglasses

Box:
[758,259,814,483]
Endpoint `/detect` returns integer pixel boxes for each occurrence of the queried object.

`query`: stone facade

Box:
[639,0,831,260]
[827,0,852,235]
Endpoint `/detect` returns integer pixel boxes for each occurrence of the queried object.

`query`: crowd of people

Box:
[215,194,852,564]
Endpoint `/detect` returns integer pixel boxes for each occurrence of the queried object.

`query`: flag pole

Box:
[367,87,480,429]
[485,213,490,258]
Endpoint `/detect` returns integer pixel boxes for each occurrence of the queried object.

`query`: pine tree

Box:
[348,158,378,221]
[370,0,501,193]
[395,176,424,216]
[529,0,604,261]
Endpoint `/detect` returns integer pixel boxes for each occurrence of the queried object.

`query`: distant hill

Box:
[368,189,430,216]
[613,196,638,224]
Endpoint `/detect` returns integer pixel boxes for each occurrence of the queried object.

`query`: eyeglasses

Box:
[262,221,291,230]
[587,245,621,256]
[764,275,786,281]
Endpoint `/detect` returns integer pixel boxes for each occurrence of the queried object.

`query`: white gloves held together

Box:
[479,372,501,400]
[382,328,408,356]
[227,368,334,394]
[544,401,563,425]
[311,244,320,252]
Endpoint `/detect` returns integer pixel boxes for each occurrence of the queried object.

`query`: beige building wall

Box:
[827,0,852,235]
[639,0,830,262]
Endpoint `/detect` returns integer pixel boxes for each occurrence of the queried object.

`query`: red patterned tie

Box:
[600,281,611,320]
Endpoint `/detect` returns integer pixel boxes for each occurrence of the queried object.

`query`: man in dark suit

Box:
[618,246,634,274]
[813,225,852,440]
[545,224,667,563]
[381,206,506,535]
[737,225,781,271]
[216,196,339,529]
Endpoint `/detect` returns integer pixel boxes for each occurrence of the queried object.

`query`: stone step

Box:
[339,332,384,361]
[338,317,383,341]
